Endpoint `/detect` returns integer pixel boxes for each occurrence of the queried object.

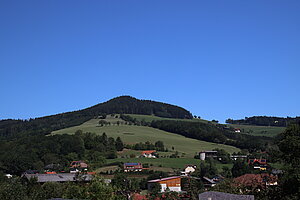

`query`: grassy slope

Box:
[226,124,285,137]
[51,115,240,156]
[128,114,210,123]
[129,114,284,137]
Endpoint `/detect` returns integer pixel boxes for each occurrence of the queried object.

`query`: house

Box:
[70,161,88,168]
[141,150,156,158]
[235,128,241,133]
[199,191,254,200]
[234,173,278,189]
[248,158,267,170]
[181,165,197,176]
[124,163,143,172]
[22,173,93,183]
[148,176,181,192]
[70,161,88,173]
[199,151,218,160]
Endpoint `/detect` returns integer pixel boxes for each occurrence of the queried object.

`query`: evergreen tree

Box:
[115,137,124,151]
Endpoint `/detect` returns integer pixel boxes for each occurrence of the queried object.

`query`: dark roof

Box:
[23,173,93,183]
[199,191,255,200]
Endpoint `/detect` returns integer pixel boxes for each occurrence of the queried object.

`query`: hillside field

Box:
[128,114,284,137]
[51,115,240,156]
[227,124,285,137]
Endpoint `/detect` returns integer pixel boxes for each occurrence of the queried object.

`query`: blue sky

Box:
[0,0,299,123]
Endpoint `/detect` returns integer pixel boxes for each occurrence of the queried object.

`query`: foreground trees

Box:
[277,123,300,199]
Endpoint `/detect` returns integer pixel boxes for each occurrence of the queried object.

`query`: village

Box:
[10,149,281,200]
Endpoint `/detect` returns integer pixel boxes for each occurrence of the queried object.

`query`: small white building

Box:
[181,165,197,176]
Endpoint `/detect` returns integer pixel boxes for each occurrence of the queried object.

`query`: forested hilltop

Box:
[0,96,192,139]
[226,116,300,127]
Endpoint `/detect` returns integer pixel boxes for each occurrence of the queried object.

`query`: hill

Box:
[51,115,240,156]
[0,96,192,139]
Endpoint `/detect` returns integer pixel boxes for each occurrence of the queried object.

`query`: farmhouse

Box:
[234,128,241,133]
[141,150,156,158]
[248,158,267,170]
[148,176,181,192]
[123,163,143,172]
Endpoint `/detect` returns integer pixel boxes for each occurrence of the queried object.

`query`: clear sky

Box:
[0,0,299,123]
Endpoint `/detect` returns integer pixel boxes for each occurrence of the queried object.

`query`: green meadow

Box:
[227,124,285,137]
[52,115,240,157]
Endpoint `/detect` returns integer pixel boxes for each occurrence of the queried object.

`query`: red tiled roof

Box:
[132,193,147,200]
[234,174,277,188]
[141,150,156,155]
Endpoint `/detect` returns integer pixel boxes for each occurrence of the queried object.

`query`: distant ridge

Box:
[84,96,193,119]
[0,96,192,139]
[226,116,300,127]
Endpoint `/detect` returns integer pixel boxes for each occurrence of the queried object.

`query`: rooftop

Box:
[199,191,255,200]
[148,176,181,183]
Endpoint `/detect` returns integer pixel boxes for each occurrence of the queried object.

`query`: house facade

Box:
[181,165,197,176]
[124,163,143,172]
[148,176,181,192]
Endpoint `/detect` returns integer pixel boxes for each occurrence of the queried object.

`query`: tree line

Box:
[0,130,124,175]
[226,116,300,127]
[150,120,272,151]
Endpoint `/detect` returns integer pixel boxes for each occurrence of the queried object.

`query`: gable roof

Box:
[199,191,254,200]
[141,150,156,154]
[234,173,278,187]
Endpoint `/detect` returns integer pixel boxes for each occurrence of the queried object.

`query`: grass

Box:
[105,157,233,172]
[226,124,285,137]
[52,116,240,157]
[128,114,284,137]
[106,157,200,169]
[127,114,210,124]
